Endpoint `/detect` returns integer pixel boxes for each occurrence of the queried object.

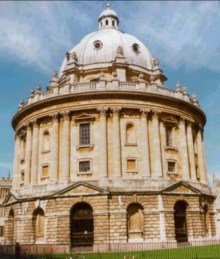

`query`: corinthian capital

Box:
[140,108,150,118]
[97,107,108,117]
[111,106,121,117]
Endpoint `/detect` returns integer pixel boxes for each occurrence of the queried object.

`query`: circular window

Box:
[94,40,103,50]
[132,43,140,54]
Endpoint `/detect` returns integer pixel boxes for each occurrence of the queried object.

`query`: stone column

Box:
[24,123,32,186]
[98,107,108,179]
[140,109,150,178]
[50,114,59,183]
[31,120,39,185]
[12,133,20,189]
[112,107,121,179]
[186,122,196,180]
[179,118,190,180]
[197,128,206,183]
[152,111,162,177]
[61,111,70,182]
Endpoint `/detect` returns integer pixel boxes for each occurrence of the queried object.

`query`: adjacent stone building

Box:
[4,4,216,252]
[0,176,12,244]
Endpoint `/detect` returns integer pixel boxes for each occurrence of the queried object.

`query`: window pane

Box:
[127,159,136,171]
[79,161,90,172]
[168,161,175,172]
[80,123,90,145]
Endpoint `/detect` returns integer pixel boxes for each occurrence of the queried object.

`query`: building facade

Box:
[4,4,216,252]
[0,177,12,244]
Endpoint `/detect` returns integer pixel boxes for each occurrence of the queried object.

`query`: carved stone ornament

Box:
[117,46,124,57]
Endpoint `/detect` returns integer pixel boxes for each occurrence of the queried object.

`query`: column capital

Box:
[179,117,185,124]
[112,106,121,116]
[97,107,108,117]
[152,109,161,119]
[31,119,38,128]
[140,108,150,118]
[50,113,59,122]
[186,120,194,128]
[25,122,32,131]
[61,110,70,121]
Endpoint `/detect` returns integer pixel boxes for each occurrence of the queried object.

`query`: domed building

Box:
[4,4,216,253]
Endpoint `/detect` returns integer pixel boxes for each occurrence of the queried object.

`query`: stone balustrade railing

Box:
[18,80,199,111]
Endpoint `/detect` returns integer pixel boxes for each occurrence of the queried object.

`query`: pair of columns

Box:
[13,108,207,187]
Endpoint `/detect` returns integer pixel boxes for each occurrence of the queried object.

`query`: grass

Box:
[27,244,220,259]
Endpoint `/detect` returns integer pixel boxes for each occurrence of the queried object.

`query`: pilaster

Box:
[31,120,39,185]
[50,113,59,183]
[98,107,108,179]
[24,123,32,186]
[112,107,121,179]
[61,111,70,183]
[186,121,196,180]
[179,118,190,180]
[152,111,162,177]
[140,109,150,178]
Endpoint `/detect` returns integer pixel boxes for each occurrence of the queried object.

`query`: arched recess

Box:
[33,207,45,243]
[127,203,144,242]
[8,209,15,244]
[174,200,188,242]
[70,202,94,248]
[43,131,50,152]
[126,123,136,145]
[203,204,209,236]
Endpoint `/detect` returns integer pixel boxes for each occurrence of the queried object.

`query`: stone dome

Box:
[60,4,153,75]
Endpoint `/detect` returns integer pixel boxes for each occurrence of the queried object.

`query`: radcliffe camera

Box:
[0,2,219,259]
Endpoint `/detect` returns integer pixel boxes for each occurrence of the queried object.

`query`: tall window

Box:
[43,131,50,152]
[166,126,173,147]
[126,123,136,144]
[167,161,176,173]
[33,208,45,241]
[80,123,90,145]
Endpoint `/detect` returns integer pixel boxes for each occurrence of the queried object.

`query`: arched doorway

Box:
[174,200,188,242]
[127,203,144,242]
[8,209,15,244]
[70,203,94,248]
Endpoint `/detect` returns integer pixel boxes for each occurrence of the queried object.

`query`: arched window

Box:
[43,131,50,152]
[105,19,108,26]
[174,200,188,242]
[70,202,94,248]
[33,207,45,242]
[126,123,136,145]
[8,209,15,244]
[127,203,144,242]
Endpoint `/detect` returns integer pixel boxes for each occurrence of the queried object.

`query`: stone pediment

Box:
[161,181,201,195]
[4,191,18,205]
[53,181,108,197]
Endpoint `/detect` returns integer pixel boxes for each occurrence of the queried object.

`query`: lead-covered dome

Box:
[60,4,153,75]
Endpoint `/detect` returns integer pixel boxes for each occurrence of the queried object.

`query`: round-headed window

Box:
[132,43,140,54]
[94,40,103,50]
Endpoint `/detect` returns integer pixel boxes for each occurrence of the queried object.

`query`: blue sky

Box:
[0,1,220,181]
